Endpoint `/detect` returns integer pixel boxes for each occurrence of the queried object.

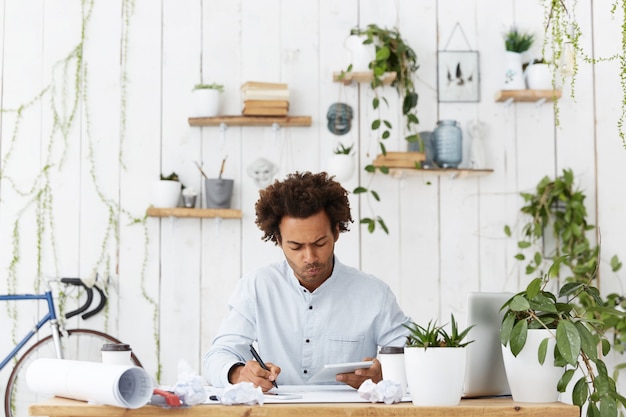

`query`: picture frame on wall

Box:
[437,51,480,102]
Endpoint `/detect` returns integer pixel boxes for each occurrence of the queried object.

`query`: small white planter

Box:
[502,328,564,402]
[404,346,466,406]
[327,154,355,182]
[191,89,220,117]
[344,34,374,72]
[150,180,181,208]
[525,63,553,90]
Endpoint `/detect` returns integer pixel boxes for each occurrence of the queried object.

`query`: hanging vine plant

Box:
[0,0,161,382]
[542,0,626,145]
[340,24,421,234]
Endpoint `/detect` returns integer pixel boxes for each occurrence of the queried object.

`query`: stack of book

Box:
[241,81,289,116]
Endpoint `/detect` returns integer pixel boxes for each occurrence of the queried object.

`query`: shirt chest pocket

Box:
[325,335,365,364]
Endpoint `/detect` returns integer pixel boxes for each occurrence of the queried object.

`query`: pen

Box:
[249,344,278,388]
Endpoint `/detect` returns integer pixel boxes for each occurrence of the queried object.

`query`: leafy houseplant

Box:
[504,27,535,53]
[340,24,420,234]
[502,27,535,90]
[328,143,356,182]
[505,169,625,352]
[503,169,626,413]
[403,314,474,406]
[152,172,182,208]
[333,143,354,155]
[403,314,474,349]
[500,277,626,414]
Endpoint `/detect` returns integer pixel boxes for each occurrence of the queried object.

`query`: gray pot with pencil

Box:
[196,157,234,209]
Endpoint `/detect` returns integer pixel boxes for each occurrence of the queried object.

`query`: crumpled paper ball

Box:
[220,382,264,405]
[358,379,403,404]
[173,359,207,406]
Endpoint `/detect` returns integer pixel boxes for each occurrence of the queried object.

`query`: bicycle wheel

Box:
[5,329,142,417]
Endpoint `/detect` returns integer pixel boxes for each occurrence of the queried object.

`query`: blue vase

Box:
[433,120,462,168]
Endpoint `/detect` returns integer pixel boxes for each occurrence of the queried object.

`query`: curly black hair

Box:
[255,171,353,245]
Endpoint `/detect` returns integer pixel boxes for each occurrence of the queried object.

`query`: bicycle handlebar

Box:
[61,277,107,320]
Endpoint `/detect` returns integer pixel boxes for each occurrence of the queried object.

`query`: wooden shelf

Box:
[188,115,311,127]
[332,71,397,85]
[373,152,426,168]
[495,89,561,103]
[146,207,242,219]
[387,168,494,179]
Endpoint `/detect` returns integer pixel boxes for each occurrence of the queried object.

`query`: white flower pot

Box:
[151,180,181,208]
[502,51,526,90]
[404,346,466,406]
[344,34,374,72]
[501,328,564,402]
[191,89,220,117]
[327,154,355,182]
[525,63,553,90]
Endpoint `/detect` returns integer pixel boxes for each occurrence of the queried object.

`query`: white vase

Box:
[501,329,564,402]
[404,347,466,406]
[344,34,374,72]
[502,51,526,90]
[191,89,220,117]
[150,180,181,208]
[525,63,553,90]
[327,154,355,182]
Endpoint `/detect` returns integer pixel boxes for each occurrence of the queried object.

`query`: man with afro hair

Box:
[203,172,411,391]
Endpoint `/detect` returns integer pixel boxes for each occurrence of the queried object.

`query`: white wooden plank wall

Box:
[1,0,626,390]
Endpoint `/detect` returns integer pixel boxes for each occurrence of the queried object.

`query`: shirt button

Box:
[305,339,310,343]
[308,306,313,310]
[303,370,308,374]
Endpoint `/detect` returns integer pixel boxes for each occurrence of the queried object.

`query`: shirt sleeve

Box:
[202,278,257,387]
[376,285,412,347]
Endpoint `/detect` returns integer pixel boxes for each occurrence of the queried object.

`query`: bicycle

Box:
[1,277,142,417]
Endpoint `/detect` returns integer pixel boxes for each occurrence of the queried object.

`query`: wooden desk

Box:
[30,396,579,417]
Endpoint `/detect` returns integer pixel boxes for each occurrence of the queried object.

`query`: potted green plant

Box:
[191,83,224,117]
[151,172,182,208]
[403,314,474,406]
[524,58,554,90]
[339,24,420,234]
[503,169,626,413]
[327,143,355,183]
[504,169,622,299]
[503,27,535,90]
[500,276,626,413]
[504,27,535,53]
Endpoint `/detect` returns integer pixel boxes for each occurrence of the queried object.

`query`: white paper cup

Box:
[102,343,132,366]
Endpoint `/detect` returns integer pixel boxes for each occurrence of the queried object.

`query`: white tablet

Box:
[308,361,374,383]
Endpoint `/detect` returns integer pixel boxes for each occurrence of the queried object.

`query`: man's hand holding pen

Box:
[229,360,281,392]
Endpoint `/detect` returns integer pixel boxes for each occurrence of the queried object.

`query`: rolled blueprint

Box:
[26,358,153,409]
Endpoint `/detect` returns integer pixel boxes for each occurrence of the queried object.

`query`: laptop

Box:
[462,292,514,398]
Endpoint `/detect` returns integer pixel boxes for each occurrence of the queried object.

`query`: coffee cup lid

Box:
[101,343,131,352]
[379,346,404,354]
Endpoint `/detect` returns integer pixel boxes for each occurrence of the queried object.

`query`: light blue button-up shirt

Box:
[203,257,411,387]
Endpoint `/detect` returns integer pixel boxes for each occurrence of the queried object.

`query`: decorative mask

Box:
[326,103,353,136]
[247,158,279,188]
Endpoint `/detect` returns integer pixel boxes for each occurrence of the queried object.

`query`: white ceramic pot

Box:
[525,63,553,90]
[327,154,355,182]
[191,89,220,117]
[501,328,564,402]
[150,180,181,208]
[344,34,374,72]
[404,346,467,406]
[502,51,526,90]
